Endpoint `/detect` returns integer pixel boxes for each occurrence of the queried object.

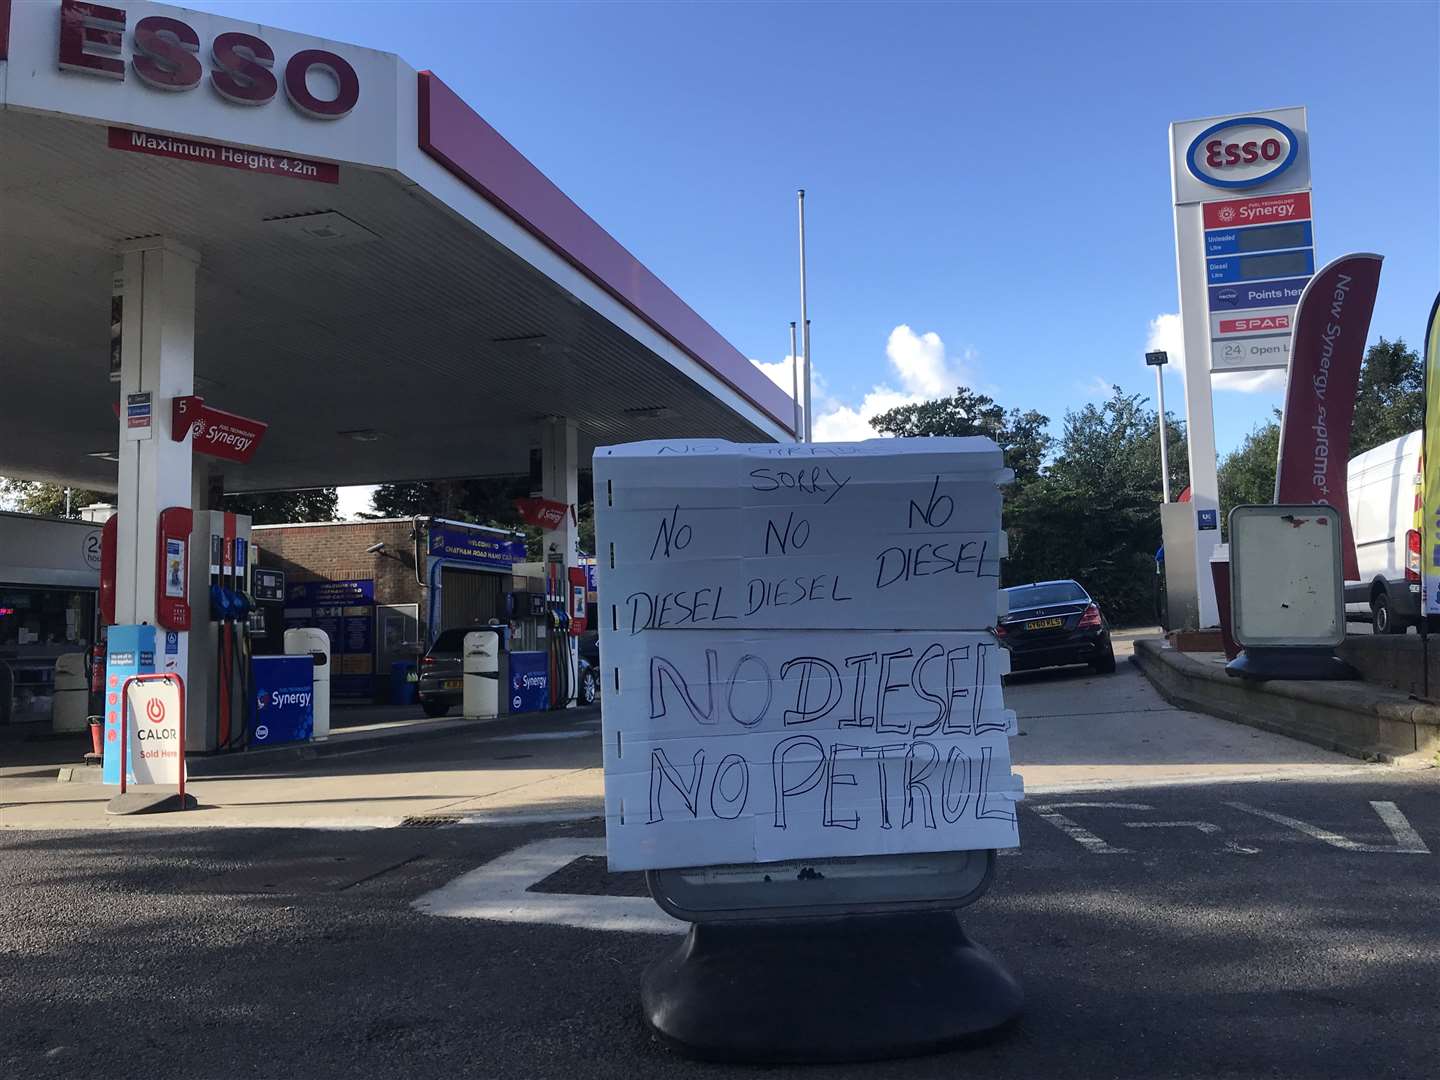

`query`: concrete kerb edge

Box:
[55,716,491,783]
[1130,639,1440,765]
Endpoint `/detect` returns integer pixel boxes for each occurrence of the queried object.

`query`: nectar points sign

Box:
[593,438,1023,872]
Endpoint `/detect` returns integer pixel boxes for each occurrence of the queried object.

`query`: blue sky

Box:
[187,0,1438,504]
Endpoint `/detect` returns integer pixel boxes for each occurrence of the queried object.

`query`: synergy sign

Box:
[1202,190,1315,372]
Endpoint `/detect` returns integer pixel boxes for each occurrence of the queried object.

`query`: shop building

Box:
[251,516,530,702]
[0,511,102,725]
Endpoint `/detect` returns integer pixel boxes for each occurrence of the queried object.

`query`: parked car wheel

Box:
[1091,647,1117,674]
[421,700,450,718]
[1372,588,1405,634]
[579,669,598,706]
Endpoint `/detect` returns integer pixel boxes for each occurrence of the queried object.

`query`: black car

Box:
[577,632,601,706]
[996,580,1115,674]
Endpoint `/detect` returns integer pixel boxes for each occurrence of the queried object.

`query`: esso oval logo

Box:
[1186,117,1298,190]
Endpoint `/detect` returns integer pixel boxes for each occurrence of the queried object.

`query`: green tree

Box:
[1218,414,1281,535]
[369,475,596,558]
[1350,337,1422,455]
[1006,388,1187,624]
[0,479,108,518]
[870,387,1053,489]
[222,489,339,525]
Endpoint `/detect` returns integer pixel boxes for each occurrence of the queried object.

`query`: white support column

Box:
[540,417,580,568]
[1174,203,1221,627]
[540,417,579,706]
[113,237,199,717]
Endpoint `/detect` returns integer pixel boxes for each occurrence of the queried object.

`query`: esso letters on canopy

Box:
[56,0,360,119]
[1185,117,1298,190]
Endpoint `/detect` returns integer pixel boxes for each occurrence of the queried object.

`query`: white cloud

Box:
[752,325,975,443]
[751,354,798,394]
[1146,311,1286,394]
[335,484,377,519]
[1213,369,1286,393]
[1146,312,1184,363]
[1078,375,1112,398]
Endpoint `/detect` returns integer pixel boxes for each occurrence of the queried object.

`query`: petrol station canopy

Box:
[0,0,795,493]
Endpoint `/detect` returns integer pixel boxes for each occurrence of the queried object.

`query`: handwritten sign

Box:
[594,438,1022,871]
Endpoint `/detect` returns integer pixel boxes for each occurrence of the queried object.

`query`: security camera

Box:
[365,541,386,554]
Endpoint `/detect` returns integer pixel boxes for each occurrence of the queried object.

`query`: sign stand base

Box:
[1225,647,1358,681]
[105,791,198,816]
[640,910,1022,1064]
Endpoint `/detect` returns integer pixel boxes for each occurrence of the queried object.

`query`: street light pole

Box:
[1146,351,1171,503]
[797,189,812,443]
[789,321,801,442]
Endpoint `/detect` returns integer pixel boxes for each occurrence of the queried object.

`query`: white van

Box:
[1344,430,1422,633]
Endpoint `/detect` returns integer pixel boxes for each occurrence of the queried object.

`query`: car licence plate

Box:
[1024,617,1063,631]
[442,679,462,690]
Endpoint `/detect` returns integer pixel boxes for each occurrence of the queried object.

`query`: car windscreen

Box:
[429,628,482,656]
[1004,582,1088,608]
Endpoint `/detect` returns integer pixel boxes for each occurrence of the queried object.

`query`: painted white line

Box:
[480,731,593,744]
[1227,800,1432,854]
[1029,802,1152,854]
[1023,764,1384,797]
[412,837,685,934]
[1123,820,1260,855]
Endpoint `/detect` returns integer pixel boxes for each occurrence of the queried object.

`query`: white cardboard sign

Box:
[124,679,184,786]
[594,438,1022,871]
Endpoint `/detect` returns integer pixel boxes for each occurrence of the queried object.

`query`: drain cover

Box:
[399,814,462,828]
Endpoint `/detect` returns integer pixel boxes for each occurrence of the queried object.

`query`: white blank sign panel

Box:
[594,438,1023,872]
[1230,504,1345,647]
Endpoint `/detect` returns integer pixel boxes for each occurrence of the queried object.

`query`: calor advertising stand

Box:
[593,438,1024,1062]
[107,672,196,815]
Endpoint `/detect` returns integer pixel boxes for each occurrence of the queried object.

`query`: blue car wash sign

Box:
[250,655,314,745]
[428,522,526,572]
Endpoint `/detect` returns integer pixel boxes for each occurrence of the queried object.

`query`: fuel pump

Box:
[545,561,577,709]
[203,511,252,751]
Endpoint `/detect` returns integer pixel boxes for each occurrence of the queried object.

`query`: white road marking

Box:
[480,731,593,744]
[1123,820,1260,855]
[1023,764,1383,797]
[412,837,685,934]
[1226,800,1431,854]
[1029,802,1153,854]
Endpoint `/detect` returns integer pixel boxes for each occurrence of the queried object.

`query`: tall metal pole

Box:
[1155,366,1171,504]
[797,189,812,443]
[789,321,801,442]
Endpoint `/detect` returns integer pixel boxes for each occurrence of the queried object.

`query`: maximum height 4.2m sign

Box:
[593,438,1023,872]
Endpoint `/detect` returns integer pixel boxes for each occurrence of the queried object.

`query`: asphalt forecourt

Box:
[3,768,1435,1080]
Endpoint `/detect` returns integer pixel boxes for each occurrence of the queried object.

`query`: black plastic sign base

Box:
[641,910,1022,1063]
[1225,646,1358,681]
[105,791,198,816]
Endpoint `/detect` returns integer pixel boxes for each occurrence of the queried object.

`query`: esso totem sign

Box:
[1185,116,1299,190]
